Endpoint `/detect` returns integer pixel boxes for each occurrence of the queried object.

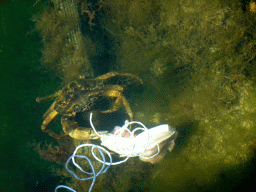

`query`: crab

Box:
[36,72,142,140]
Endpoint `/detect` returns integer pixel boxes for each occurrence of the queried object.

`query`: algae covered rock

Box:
[100,0,256,190]
[35,0,256,191]
[33,0,94,83]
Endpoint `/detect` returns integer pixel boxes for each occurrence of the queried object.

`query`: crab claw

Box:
[68,128,107,140]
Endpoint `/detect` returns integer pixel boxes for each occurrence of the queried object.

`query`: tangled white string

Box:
[90,113,160,164]
[55,143,112,192]
[55,113,160,192]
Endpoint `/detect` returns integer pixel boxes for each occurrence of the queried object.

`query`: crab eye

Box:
[73,105,81,112]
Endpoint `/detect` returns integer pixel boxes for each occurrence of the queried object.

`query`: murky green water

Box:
[0,1,61,191]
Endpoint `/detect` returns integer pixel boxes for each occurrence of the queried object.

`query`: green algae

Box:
[98,0,256,190]
[33,0,94,83]
[33,0,256,191]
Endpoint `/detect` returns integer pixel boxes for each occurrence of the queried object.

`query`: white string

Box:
[55,143,112,192]
[56,113,161,191]
[90,113,160,163]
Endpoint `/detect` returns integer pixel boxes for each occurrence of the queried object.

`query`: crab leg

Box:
[96,72,143,85]
[101,85,134,121]
[36,91,60,103]
[41,110,58,130]
[41,101,63,139]
[120,95,133,121]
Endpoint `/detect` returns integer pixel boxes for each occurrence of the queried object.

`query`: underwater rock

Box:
[100,0,256,190]
[35,0,256,191]
[33,0,94,82]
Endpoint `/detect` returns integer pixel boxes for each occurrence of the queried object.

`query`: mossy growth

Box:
[34,0,256,191]
[97,0,256,190]
[33,1,93,83]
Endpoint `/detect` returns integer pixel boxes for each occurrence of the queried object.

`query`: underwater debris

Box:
[55,113,178,191]
[98,120,178,164]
